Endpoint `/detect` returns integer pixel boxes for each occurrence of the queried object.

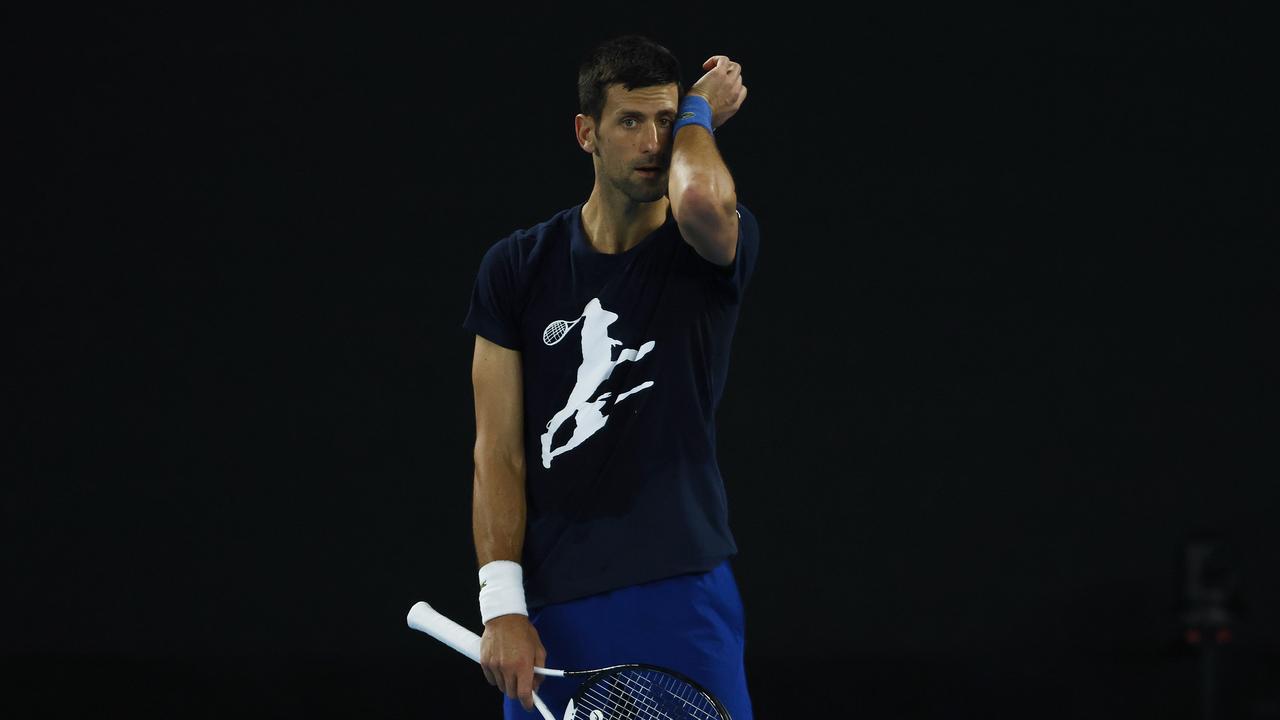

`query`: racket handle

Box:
[406,601,567,677]
[407,602,561,720]
[407,601,482,663]
[533,691,556,720]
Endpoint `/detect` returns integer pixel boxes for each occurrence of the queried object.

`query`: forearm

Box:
[666,55,746,264]
[668,126,737,230]
[472,453,527,567]
[472,450,543,710]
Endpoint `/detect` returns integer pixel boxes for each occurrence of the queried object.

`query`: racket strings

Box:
[642,673,720,720]
[577,681,714,720]
[542,317,580,346]
[543,321,568,345]
[574,669,721,720]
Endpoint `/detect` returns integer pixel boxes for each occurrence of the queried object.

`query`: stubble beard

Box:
[614,174,666,204]
[596,145,667,204]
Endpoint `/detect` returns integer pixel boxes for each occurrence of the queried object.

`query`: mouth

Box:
[635,166,664,178]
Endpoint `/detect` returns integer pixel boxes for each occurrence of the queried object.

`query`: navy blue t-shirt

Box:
[463,202,760,609]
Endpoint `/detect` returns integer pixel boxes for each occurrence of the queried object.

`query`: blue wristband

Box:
[673,94,714,136]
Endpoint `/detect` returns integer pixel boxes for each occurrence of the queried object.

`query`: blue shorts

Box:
[503,559,753,720]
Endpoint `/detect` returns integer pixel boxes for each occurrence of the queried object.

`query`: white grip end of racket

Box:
[406,601,567,680]
[406,601,483,663]
[406,602,559,719]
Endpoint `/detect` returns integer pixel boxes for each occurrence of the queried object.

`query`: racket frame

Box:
[542,316,582,346]
[406,602,731,719]
[564,662,732,720]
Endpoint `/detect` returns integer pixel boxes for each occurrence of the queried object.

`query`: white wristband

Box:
[478,560,528,624]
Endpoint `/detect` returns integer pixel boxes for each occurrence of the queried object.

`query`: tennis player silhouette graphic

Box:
[540,297,656,469]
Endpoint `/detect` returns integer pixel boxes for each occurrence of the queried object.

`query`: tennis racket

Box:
[542,316,583,346]
[406,601,732,720]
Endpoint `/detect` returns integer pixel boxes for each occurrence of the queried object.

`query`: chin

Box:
[630,184,667,204]
[611,173,667,204]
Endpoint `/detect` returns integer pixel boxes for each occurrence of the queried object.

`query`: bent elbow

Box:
[672,178,735,226]
[673,184,738,265]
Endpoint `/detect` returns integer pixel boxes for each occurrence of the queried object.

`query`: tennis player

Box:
[463,35,758,719]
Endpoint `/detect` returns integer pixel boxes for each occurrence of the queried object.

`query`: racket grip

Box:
[406,601,566,678]
[406,601,483,663]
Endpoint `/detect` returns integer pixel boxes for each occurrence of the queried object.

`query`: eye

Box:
[621,117,638,129]
[658,117,672,128]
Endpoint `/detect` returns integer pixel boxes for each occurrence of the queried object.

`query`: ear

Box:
[574,114,595,154]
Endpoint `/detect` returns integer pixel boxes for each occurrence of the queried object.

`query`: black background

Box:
[6,4,1277,718]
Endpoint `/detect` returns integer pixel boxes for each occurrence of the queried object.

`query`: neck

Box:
[580,183,669,255]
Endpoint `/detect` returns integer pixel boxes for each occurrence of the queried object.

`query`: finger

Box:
[703,55,727,70]
[736,85,749,108]
[482,664,497,686]
[533,646,547,690]
[518,665,535,711]
[505,664,521,702]
[502,666,515,698]
[489,665,505,697]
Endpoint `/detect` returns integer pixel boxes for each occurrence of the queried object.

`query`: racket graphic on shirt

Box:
[406,601,732,720]
[542,316,583,346]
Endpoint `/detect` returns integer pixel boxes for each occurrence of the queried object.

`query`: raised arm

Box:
[668,54,748,266]
[470,335,545,711]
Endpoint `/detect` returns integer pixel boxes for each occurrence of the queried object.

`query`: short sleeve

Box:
[707,203,761,304]
[462,236,525,350]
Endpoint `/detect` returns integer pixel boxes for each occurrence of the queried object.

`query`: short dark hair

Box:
[578,35,682,121]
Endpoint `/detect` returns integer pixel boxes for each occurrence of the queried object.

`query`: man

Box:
[463,35,758,719]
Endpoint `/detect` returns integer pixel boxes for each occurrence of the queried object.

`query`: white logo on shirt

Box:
[540,297,655,468]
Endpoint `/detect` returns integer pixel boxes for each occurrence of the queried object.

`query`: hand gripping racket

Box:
[406,601,732,720]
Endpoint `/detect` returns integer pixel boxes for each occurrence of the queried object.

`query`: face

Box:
[578,83,679,203]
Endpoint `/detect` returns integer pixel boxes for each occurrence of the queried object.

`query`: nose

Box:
[639,120,660,153]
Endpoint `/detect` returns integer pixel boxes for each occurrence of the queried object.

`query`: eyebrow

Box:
[614,107,677,117]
